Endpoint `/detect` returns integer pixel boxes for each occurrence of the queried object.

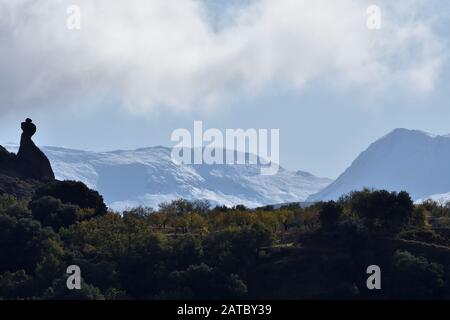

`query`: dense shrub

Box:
[33,180,107,216]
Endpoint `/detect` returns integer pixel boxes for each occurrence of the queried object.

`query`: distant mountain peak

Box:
[383,128,448,140]
[296,170,317,178]
[308,128,450,202]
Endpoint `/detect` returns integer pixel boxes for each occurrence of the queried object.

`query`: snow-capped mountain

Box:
[4,144,332,210]
[308,128,450,202]
[415,192,450,205]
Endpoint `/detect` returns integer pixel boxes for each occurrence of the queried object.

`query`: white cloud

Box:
[0,0,447,113]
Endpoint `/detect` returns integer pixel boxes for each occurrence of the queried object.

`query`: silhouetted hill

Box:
[0,118,54,198]
[0,118,54,181]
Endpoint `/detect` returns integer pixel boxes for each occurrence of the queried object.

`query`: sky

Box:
[0,0,449,179]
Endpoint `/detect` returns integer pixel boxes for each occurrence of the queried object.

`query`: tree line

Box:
[1,181,450,299]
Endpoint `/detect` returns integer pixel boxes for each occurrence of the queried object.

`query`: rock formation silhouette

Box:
[0,118,55,181]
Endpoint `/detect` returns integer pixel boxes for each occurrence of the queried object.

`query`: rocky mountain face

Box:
[0,119,54,181]
[0,119,54,198]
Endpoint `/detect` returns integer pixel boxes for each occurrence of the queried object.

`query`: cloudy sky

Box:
[0,0,449,178]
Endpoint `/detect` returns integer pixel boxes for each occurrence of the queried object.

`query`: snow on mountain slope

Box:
[308,129,450,202]
[415,192,450,205]
[4,144,332,210]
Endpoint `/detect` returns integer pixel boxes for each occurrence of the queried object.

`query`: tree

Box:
[123,206,154,217]
[167,235,202,270]
[349,189,413,236]
[42,277,105,300]
[319,201,343,232]
[410,206,430,228]
[0,194,31,219]
[390,250,444,298]
[163,263,247,299]
[204,224,273,274]
[29,196,80,230]
[277,210,295,232]
[0,213,55,273]
[159,199,194,216]
[0,270,33,299]
[33,180,107,216]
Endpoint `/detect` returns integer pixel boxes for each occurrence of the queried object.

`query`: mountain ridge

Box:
[4,143,332,210]
[308,128,450,202]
